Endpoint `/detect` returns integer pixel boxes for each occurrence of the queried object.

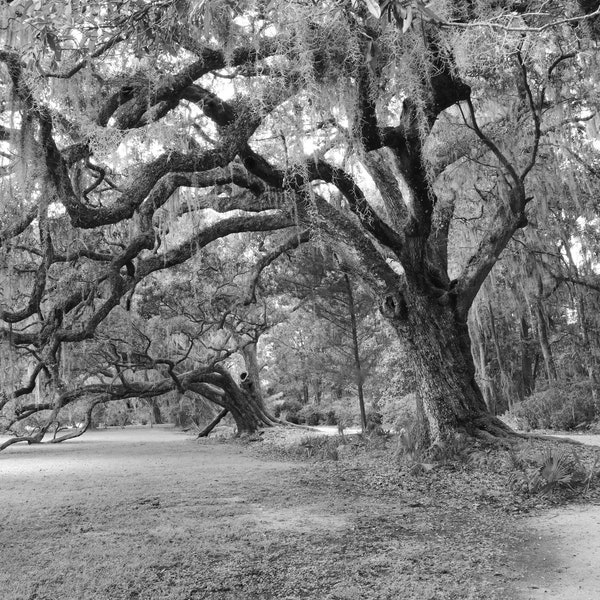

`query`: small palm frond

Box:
[533,448,575,496]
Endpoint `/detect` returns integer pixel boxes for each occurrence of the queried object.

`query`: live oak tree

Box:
[135,234,289,431]
[0,0,599,448]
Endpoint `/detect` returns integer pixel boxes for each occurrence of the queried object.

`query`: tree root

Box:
[522,433,583,445]
[458,414,526,448]
[468,415,584,448]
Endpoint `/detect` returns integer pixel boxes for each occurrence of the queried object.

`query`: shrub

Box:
[509,380,598,430]
[366,408,383,432]
[286,412,302,424]
[381,393,417,432]
[274,399,304,420]
[171,406,192,427]
[297,435,341,460]
[505,446,600,496]
[395,425,423,463]
[306,412,321,426]
[325,410,337,425]
[297,405,323,426]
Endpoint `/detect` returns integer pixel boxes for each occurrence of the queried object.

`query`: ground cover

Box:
[0,426,599,600]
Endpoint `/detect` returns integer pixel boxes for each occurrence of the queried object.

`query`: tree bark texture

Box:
[534,300,557,381]
[197,408,229,438]
[241,342,264,403]
[223,389,275,434]
[386,287,512,445]
[344,274,367,432]
[4,3,571,448]
[519,317,535,399]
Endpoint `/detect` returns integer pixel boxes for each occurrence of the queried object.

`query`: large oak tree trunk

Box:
[213,369,277,435]
[385,287,512,446]
[223,391,273,434]
[241,341,264,402]
[193,386,275,435]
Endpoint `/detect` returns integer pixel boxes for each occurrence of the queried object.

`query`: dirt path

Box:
[517,434,600,600]
[0,426,523,600]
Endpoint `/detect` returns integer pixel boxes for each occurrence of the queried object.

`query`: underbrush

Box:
[257,426,600,505]
[504,445,600,497]
[257,429,393,462]
[394,431,600,501]
[508,380,598,430]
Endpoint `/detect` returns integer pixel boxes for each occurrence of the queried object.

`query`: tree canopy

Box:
[1,0,600,449]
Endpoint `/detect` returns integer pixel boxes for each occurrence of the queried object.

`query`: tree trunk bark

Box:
[224,387,276,434]
[241,341,264,402]
[384,287,511,446]
[302,382,309,404]
[519,316,535,398]
[151,399,162,425]
[313,378,322,404]
[197,408,229,437]
[470,319,496,414]
[221,369,277,435]
[534,299,557,381]
[344,274,367,432]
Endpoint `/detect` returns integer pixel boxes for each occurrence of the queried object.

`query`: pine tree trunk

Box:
[519,316,535,398]
[302,382,309,404]
[534,300,557,381]
[344,274,367,432]
[385,287,512,446]
[313,378,322,404]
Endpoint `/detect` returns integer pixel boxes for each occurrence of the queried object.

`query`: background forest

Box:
[1,0,600,448]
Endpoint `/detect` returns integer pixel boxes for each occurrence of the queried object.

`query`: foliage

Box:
[272,398,303,418]
[506,445,600,497]
[509,380,598,430]
[262,250,385,413]
[297,404,324,426]
[365,407,383,431]
[381,392,417,431]
[1,0,600,448]
[325,409,338,425]
[297,435,341,460]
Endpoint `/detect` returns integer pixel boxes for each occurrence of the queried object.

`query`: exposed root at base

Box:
[522,433,583,445]
[462,415,526,447]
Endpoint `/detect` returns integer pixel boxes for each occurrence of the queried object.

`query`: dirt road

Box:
[0,426,522,600]
[517,434,600,600]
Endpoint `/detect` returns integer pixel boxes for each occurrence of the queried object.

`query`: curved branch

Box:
[436,7,600,33]
[515,51,542,182]
[109,39,283,130]
[0,205,37,248]
[241,148,402,293]
[309,160,405,254]
[138,212,294,276]
[37,33,126,79]
[0,218,53,324]
[242,229,311,305]
[453,202,531,319]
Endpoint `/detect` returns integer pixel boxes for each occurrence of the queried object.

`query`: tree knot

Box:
[381,293,408,320]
